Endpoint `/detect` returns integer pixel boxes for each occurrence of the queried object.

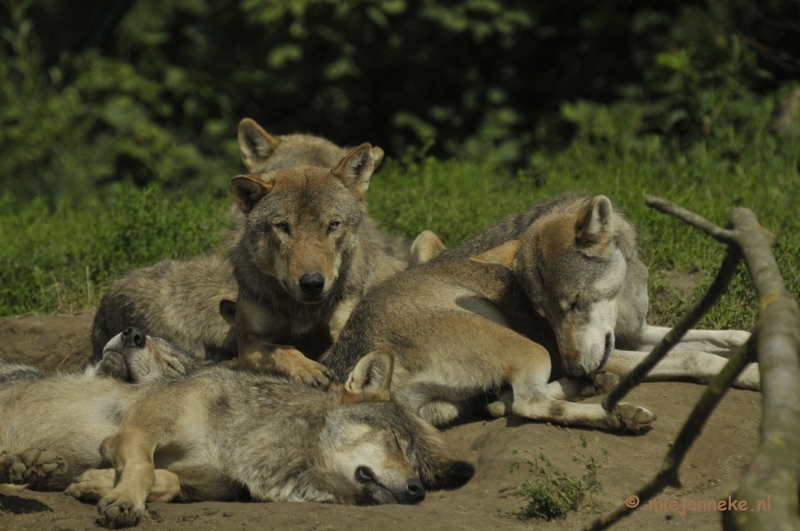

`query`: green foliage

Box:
[2,0,799,204]
[0,184,229,316]
[506,436,606,520]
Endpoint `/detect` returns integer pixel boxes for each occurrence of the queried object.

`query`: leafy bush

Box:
[507,436,606,520]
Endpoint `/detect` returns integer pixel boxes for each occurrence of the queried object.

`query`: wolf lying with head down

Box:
[1,330,472,527]
[91,118,410,367]
[321,194,759,430]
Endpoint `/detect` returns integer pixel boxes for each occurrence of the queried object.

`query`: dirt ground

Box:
[0,312,761,531]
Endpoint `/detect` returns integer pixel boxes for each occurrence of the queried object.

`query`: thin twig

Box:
[644,195,736,245]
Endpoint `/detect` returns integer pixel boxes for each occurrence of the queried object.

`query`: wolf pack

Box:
[0,119,760,527]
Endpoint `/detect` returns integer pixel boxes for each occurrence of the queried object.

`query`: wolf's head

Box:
[94,327,210,383]
[238,118,385,174]
[319,352,474,505]
[230,144,378,304]
[473,195,637,379]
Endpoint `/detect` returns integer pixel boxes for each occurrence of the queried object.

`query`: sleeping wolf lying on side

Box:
[0,329,473,528]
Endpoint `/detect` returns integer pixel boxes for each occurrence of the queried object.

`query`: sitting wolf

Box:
[321,194,759,430]
[91,118,408,365]
[0,332,473,528]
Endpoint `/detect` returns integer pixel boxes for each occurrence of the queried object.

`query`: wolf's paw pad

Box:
[614,404,654,434]
[582,372,619,398]
[8,448,66,484]
[98,495,143,528]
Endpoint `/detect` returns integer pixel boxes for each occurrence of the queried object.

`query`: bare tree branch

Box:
[590,196,800,530]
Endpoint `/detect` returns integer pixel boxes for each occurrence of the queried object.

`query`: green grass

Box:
[368,136,800,330]
[1,135,798,332]
[0,185,229,316]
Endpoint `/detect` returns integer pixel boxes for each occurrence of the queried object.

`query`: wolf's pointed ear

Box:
[343,351,393,404]
[470,240,521,269]
[577,195,614,246]
[230,174,275,214]
[239,118,281,170]
[332,143,375,201]
[411,230,447,266]
[371,146,385,169]
[219,298,237,326]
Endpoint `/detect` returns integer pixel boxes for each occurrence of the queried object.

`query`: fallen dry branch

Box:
[586,195,800,531]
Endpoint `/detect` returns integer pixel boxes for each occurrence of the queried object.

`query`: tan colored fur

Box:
[323,195,656,431]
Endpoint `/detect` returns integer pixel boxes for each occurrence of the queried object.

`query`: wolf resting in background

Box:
[321,194,759,430]
[91,118,409,364]
[1,339,472,527]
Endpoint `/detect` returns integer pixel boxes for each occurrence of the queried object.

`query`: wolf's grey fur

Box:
[0,347,473,527]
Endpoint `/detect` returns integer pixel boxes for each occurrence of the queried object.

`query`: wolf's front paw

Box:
[8,448,66,485]
[612,404,655,434]
[285,356,333,388]
[98,494,144,528]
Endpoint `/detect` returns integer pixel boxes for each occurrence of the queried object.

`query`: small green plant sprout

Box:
[506,435,607,520]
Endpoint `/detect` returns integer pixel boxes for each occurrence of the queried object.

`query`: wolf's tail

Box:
[0,358,45,385]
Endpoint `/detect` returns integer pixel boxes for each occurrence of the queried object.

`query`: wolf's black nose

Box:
[404,478,425,503]
[299,273,325,296]
[122,327,146,348]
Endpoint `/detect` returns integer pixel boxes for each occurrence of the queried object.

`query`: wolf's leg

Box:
[545,373,620,401]
[636,325,750,356]
[416,400,462,427]
[96,427,158,528]
[66,468,180,503]
[486,333,653,433]
[234,340,332,387]
[604,349,760,390]
[0,448,66,486]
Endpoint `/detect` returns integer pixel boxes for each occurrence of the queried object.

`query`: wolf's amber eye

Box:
[328,220,341,233]
[274,222,290,234]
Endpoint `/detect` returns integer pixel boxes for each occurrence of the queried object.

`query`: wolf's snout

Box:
[122,327,146,349]
[404,478,425,503]
[299,273,325,296]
